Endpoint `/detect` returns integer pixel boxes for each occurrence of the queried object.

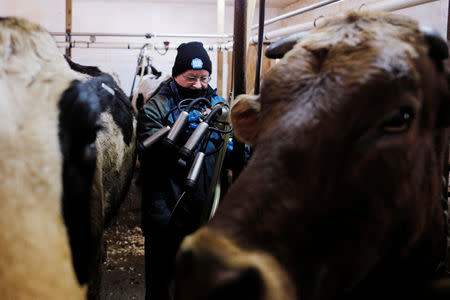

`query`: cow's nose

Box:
[173,229,267,300]
[174,247,264,300]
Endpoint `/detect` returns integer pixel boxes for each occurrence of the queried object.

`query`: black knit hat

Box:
[172,42,212,78]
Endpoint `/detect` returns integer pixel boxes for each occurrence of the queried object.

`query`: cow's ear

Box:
[421,26,449,62]
[420,28,450,127]
[231,94,261,146]
[136,93,144,111]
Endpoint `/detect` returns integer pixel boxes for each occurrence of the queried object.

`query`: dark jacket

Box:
[137,78,227,235]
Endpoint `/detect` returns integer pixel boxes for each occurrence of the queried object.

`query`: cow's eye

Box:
[380,106,415,134]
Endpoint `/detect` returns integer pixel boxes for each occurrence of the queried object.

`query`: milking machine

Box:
[137,97,232,233]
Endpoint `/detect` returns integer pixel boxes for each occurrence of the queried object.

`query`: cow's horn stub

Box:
[420,26,449,61]
[265,31,308,59]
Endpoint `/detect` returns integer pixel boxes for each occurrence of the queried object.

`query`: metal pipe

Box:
[217,0,226,97]
[152,33,232,38]
[51,32,232,39]
[56,41,233,51]
[249,0,439,43]
[254,0,265,95]
[251,0,341,30]
[251,21,314,43]
[206,43,233,51]
[56,41,177,50]
[51,32,150,38]
[362,0,438,11]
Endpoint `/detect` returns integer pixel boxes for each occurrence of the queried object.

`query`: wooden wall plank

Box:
[245,44,276,94]
[65,0,72,57]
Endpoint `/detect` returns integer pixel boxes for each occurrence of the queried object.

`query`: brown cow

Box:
[173,11,450,300]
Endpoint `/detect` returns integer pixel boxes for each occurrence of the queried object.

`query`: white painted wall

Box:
[396,0,449,38]
[1,0,281,98]
[0,0,65,31]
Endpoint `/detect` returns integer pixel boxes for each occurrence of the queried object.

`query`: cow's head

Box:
[174,11,450,300]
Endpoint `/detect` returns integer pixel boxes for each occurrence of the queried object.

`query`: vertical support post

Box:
[203,0,229,223]
[227,50,234,101]
[233,0,247,98]
[447,0,450,40]
[217,52,224,98]
[231,0,247,181]
[217,0,225,98]
[66,0,72,58]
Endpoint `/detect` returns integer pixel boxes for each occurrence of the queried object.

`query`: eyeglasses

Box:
[182,75,211,84]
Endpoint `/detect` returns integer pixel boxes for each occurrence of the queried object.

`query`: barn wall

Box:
[0,0,282,98]
[0,0,65,31]
[241,0,449,97]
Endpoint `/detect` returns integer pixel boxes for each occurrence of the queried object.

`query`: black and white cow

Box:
[0,16,136,299]
[0,16,101,299]
[64,55,137,299]
[130,73,170,115]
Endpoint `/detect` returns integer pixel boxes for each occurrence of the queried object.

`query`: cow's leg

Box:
[88,171,105,300]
